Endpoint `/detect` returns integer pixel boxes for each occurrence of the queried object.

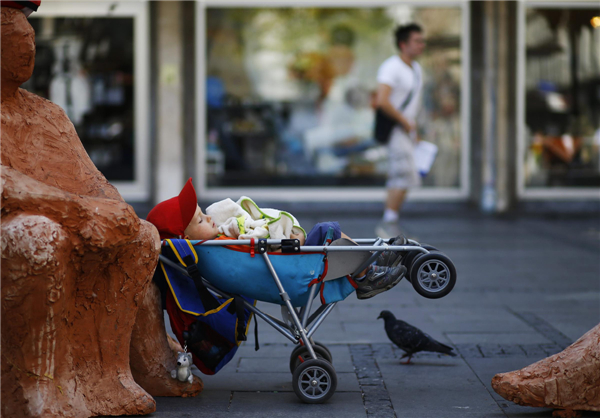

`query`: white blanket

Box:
[205,197,305,241]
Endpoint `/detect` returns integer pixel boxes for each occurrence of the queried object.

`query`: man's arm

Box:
[376,83,415,134]
[1,166,141,248]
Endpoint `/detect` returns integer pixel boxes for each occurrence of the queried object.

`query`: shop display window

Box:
[23,17,135,181]
[522,5,600,190]
[20,1,150,201]
[204,6,464,190]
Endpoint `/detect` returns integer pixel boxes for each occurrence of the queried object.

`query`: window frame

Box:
[517,0,600,200]
[196,0,471,202]
[32,0,151,201]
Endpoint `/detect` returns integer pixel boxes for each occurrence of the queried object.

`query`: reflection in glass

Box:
[23,17,135,181]
[205,7,462,188]
[523,7,600,188]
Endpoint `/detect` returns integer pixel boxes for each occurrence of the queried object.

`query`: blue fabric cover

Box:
[323,275,357,304]
[304,221,341,246]
[166,239,326,307]
[163,221,358,308]
[304,221,358,304]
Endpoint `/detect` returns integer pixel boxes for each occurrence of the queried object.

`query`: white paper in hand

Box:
[413,140,438,177]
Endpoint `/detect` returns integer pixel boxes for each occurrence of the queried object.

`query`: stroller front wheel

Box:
[409,252,457,299]
[292,359,337,404]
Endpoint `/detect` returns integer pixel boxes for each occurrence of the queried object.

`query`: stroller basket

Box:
[159,236,457,404]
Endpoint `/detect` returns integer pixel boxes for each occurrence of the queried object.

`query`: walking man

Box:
[375,23,426,238]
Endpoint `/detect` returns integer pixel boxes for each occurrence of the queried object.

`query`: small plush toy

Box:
[171,352,194,383]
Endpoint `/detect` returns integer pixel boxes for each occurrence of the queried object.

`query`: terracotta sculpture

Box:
[1,6,200,417]
[492,323,600,418]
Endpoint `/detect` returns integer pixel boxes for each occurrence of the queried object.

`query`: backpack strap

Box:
[254,313,259,351]
[398,65,421,113]
[183,255,221,312]
[227,295,248,342]
[167,239,221,312]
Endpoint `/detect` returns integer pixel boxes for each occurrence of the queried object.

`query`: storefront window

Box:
[24,17,134,180]
[204,6,463,190]
[522,6,600,189]
[22,1,150,200]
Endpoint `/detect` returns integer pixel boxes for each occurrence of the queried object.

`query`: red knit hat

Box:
[146,178,198,240]
[1,1,41,17]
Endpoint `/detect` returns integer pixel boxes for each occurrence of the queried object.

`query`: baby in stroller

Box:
[146,178,407,300]
[147,179,457,403]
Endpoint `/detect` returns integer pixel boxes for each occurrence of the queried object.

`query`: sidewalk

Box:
[149,214,600,418]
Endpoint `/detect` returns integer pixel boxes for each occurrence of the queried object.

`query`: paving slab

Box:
[379,355,500,418]
[446,332,553,345]
[228,392,366,417]
[196,369,360,392]
[152,390,231,418]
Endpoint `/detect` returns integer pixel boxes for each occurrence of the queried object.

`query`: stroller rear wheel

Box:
[312,341,332,360]
[292,359,337,404]
[289,344,332,373]
[409,252,457,299]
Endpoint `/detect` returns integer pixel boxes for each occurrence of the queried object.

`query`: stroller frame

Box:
[159,237,446,403]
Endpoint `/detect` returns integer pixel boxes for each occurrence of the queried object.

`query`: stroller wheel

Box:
[313,341,332,360]
[409,252,457,299]
[292,359,337,404]
[289,344,332,374]
[402,244,439,272]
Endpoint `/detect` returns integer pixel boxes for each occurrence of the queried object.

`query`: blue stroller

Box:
[158,233,456,403]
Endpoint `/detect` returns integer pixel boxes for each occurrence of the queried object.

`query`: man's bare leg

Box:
[386,188,408,213]
[376,189,408,238]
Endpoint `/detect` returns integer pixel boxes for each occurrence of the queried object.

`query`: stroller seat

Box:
[161,237,371,308]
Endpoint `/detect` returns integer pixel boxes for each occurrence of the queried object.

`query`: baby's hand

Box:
[219,218,240,238]
[246,219,267,229]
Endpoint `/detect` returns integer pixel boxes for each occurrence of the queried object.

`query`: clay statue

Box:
[492,323,600,418]
[1,6,200,417]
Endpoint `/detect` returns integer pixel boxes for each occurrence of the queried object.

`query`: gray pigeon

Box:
[378,310,456,364]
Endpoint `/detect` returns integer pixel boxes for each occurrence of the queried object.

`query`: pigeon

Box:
[378,310,456,364]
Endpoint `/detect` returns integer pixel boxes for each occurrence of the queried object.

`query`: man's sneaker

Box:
[356,264,407,300]
[375,221,402,239]
[376,234,408,267]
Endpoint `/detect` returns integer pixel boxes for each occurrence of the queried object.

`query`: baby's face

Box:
[184,205,219,240]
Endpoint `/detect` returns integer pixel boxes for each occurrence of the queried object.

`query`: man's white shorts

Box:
[386,127,421,189]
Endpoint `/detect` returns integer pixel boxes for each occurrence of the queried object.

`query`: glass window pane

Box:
[23,16,136,182]
[523,7,600,188]
[205,6,463,189]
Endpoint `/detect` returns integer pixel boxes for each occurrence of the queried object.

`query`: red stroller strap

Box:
[308,255,328,287]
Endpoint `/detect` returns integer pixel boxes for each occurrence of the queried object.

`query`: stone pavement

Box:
[148,213,600,418]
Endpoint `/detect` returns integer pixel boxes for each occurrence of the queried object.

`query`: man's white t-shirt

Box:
[376,55,423,124]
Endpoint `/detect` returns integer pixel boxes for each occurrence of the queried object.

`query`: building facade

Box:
[25,1,600,213]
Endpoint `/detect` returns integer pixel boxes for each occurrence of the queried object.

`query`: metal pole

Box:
[261,253,317,360]
[301,285,318,328]
[307,303,336,339]
[352,238,383,279]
